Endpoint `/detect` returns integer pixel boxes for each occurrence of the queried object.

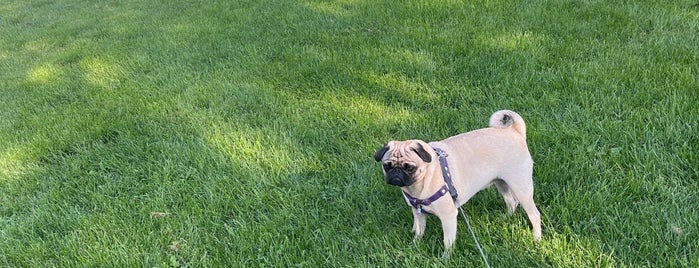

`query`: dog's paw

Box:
[409,236,424,248]
[411,225,425,237]
[411,235,423,244]
[440,249,452,260]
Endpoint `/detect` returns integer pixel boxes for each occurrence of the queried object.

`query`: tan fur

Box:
[376,110,542,253]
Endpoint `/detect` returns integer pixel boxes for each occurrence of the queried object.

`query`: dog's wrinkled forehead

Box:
[383,141,432,164]
[387,142,416,161]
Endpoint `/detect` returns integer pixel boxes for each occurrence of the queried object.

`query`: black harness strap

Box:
[433,147,458,201]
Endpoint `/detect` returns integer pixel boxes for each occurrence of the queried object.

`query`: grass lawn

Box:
[1,0,697,266]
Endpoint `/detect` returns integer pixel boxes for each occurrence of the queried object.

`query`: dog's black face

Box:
[382,162,418,186]
[374,142,432,187]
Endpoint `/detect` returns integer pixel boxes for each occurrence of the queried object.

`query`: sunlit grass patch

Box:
[0,0,697,266]
[80,57,125,89]
[0,147,35,179]
[26,63,63,84]
[205,124,309,178]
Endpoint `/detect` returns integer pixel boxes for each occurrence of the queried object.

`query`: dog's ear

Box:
[412,143,432,163]
[374,145,390,162]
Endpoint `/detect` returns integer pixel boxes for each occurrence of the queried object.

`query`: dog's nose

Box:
[387,174,413,187]
[387,176,404,186]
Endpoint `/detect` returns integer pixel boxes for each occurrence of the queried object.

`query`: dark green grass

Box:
[1,0,698,266]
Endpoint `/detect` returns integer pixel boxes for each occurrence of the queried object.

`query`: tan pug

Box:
[374,110,542,253]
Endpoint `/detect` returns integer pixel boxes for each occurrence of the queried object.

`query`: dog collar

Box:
[402,147,459,214]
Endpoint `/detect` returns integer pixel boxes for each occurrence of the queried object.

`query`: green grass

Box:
[1,0,697,266]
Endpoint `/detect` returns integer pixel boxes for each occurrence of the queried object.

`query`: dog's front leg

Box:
[438,210,459,253]
[411,208,427,239]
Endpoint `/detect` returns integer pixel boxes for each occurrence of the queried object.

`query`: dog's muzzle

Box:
[386,169,414,187]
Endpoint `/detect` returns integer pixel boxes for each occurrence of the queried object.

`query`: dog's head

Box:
[374,140,433,187]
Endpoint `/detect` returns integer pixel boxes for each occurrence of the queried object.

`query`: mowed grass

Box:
[1,0,697,266]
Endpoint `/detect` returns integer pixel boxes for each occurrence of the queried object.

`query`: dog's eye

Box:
[383,163,392,170]
[403,164,416,172]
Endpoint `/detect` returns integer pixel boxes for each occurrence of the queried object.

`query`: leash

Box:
[459,206,491,268]
[434,146,491,267]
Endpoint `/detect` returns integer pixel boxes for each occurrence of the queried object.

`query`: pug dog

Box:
[374,110,542,253]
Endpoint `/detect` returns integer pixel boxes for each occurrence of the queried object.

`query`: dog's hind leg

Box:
[519,195,542,241]
[495,179,519,214]
[508,179,542,241]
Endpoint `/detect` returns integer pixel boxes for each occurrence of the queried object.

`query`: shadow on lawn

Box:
[7,0,698,266]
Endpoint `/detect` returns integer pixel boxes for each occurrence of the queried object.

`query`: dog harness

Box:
[402,147,458,214]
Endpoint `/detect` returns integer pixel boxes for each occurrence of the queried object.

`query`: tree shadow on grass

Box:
[2,0,698,266]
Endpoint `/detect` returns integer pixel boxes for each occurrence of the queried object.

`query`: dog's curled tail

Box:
[489,110,527,139]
